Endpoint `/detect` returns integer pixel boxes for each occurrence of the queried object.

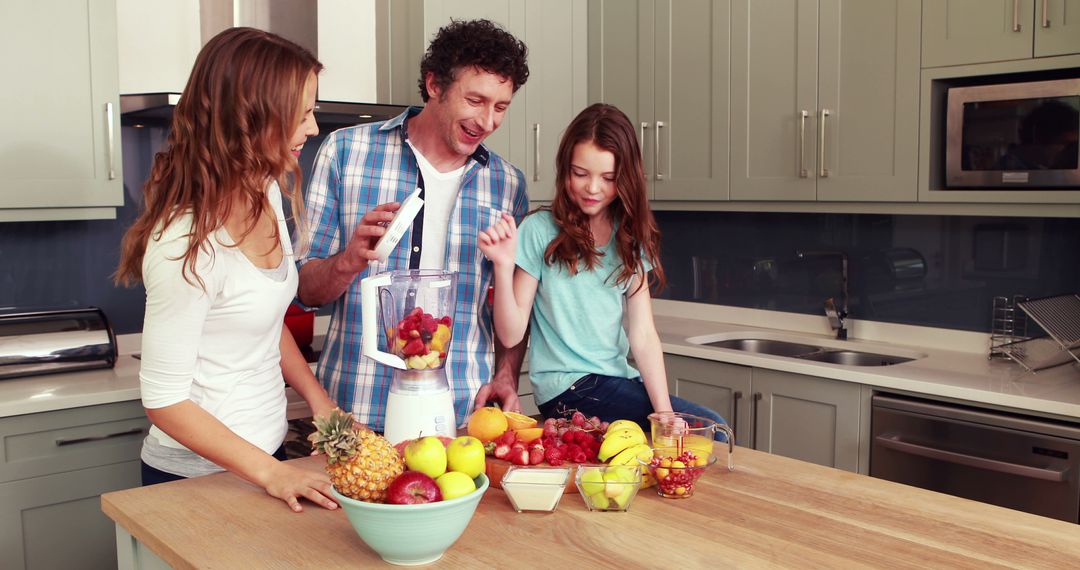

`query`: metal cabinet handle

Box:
[1012,0,1022,32]
[750,392,762,449]
[532,123,541,182]
[1042,0,1050,27]
[654,121,665,180]
[731,391,742,441]
[106,102,117,180]
[798,110,809,178]
[56,426,144,447]
[819,109,831,178]
[640,122,649,161]
[875,434,1066,482]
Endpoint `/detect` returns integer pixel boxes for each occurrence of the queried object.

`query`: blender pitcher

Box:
[361,269,458,444]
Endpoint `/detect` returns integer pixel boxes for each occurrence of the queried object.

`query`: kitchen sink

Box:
[796,350,914,366]
[700,337,918,367]
[705,339,825,358]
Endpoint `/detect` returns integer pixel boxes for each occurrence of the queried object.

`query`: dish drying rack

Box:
[992,294,1080,372]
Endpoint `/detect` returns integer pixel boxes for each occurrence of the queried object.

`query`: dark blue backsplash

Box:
[2,124,1078,334]
[653,211,1080,332]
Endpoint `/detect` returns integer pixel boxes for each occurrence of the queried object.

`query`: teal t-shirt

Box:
[516,211,652,404]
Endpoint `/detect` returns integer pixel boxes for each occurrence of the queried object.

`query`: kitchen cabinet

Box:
[665,354,863,472]
[0,400,148,570]
[0,0,123,221]
[729,0,920,202]
[923,0,1080,68]
[588,0,729,201]
[422,0,588,202]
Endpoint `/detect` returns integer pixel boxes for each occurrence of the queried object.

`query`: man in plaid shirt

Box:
[297,20,530,431]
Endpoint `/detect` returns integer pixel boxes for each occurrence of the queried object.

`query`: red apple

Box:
[385,471,443,505]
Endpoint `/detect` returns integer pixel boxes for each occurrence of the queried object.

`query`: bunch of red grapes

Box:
[539,411,609,466]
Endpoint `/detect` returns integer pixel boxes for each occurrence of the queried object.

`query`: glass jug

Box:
[648,411,735,472]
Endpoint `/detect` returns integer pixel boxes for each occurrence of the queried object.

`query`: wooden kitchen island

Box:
[102,446,1080,569]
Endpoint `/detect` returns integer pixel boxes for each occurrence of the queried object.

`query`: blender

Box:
[361,269,458,444]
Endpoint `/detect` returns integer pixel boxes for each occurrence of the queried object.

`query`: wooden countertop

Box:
[101,446,1080,569]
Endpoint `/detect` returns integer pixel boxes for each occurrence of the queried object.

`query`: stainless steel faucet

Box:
[797,250,849,340]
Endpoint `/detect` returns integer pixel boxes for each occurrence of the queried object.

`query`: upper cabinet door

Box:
[588,0,655,187]
[922,0,1035,67]
[730,0,819,201]
[524,0,588,201]
[816,0,920,201]
[0,0,123,213]
[1034,0,1080,57]
[652,0,730,201]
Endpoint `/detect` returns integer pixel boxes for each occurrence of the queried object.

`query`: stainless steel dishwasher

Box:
[871,393,1080,523]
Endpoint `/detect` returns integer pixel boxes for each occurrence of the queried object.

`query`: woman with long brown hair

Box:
[478,103,726,440]
[116,27,338,512]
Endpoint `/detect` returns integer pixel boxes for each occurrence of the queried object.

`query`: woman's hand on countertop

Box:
[262,461,338,513]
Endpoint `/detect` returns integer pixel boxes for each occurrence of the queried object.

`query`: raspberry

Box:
[572,450,588,463]
[561,431,576,444]
[544,446,564,466]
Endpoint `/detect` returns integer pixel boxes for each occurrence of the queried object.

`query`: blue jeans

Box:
[537,374,729,442]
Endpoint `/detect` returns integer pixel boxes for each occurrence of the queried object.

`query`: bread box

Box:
[0,307,117,380]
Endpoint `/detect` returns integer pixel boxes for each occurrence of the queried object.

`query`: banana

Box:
[608,443,652,466]
[597,429,647,462]
[604,419,645,439]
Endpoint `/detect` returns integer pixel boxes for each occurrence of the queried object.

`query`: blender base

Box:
[383,388,456,445]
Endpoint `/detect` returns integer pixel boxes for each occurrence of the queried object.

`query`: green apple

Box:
[589,492,611,510]
[446,436,486,479]
[435,471,477,500]
[603,466,639,509]
[579,468,605,496]
[404,436,448,479]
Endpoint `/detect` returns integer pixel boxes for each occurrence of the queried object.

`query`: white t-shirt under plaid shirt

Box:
[299,108,529,431]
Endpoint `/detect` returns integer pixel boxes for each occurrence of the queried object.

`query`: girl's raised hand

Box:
[478,212,518,267]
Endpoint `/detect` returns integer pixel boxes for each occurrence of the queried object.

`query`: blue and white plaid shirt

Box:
[299,108,529,431]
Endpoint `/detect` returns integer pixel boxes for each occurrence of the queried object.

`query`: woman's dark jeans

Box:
[141,445,287,486]
[537,374,729,441]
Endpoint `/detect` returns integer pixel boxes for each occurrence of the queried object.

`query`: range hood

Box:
[119,93,408,130]
[117,0,412,130]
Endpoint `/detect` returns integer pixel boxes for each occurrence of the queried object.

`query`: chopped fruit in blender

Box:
[403,339,427,356]
[393,307,454,368]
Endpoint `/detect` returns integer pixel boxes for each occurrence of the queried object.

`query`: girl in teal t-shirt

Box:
[478,103,726,435]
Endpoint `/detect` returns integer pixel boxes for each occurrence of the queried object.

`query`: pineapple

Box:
[308,409,404,503]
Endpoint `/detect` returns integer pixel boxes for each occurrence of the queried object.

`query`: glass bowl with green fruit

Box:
[638,447,718,499]
[574,465,642,512]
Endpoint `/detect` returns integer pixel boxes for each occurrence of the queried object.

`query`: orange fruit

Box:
[514,427,544,444]
[467,407,508,443]
[504,411,538,431]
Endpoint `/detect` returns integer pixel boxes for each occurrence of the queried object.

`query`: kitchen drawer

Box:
[0,401,149,483]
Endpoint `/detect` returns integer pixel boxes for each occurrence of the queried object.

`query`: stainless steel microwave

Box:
[946,78,1080,188]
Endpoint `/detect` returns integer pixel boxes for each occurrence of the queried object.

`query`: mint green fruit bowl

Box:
[331,474,489,566]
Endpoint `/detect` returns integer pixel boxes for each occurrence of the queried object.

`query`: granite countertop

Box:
[4,305,1079,420]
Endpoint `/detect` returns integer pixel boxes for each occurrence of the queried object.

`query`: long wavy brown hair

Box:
[546,103,666,295]
[115,27,322,288]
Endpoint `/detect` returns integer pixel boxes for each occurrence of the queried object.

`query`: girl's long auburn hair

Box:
[114,27,322,288]
[546,103,666,295]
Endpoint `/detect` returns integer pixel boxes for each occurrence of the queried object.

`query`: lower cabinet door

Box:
[665,355,752,447]
[752,369,861,471]
[0,460,142,570]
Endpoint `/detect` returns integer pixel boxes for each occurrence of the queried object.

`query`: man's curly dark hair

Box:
[418,19,529,102]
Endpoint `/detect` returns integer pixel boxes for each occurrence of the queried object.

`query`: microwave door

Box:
[946,78,1080,189]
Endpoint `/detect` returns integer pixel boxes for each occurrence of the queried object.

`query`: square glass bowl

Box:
[500,465,572,512]
[574,465,642,512]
